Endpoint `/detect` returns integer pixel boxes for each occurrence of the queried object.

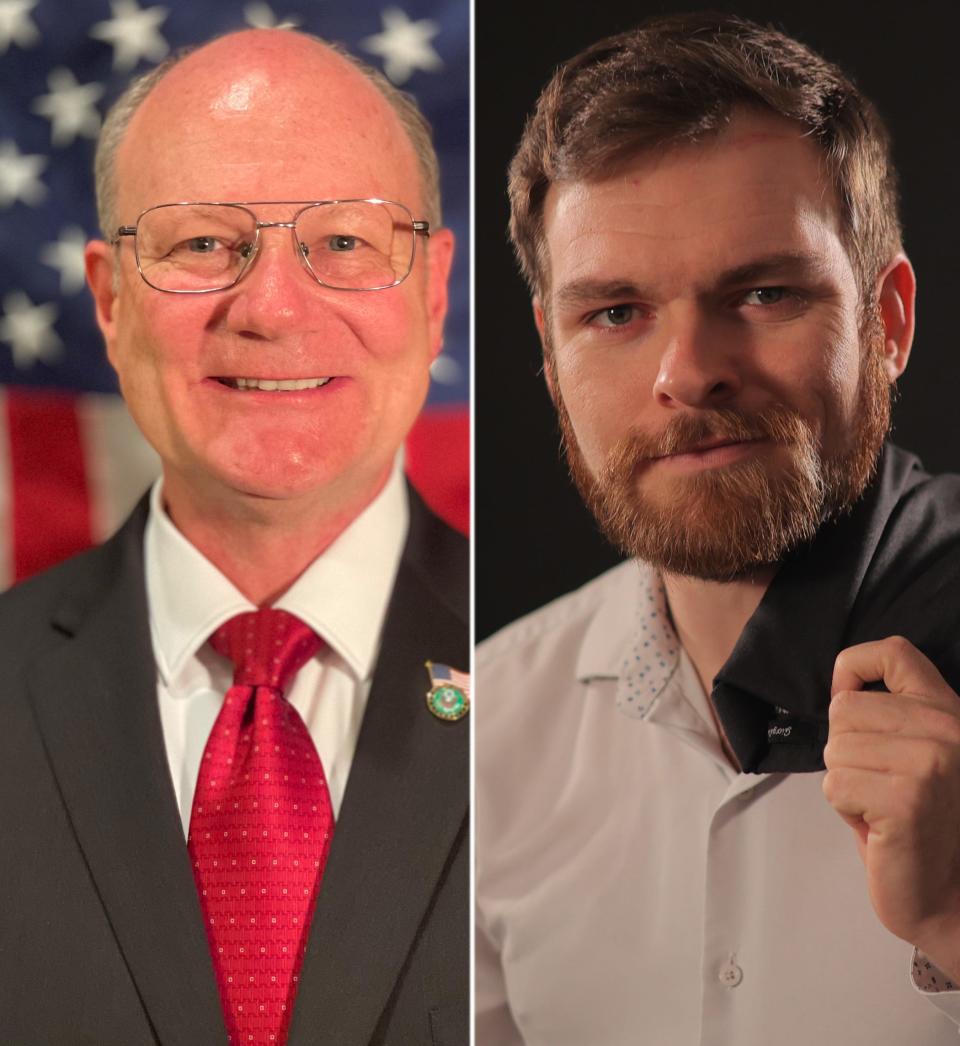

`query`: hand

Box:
[823,635,960,979]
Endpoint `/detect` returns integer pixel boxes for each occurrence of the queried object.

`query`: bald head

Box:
[95,29,441,235]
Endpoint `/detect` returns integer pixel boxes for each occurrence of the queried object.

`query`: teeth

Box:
[227,377,332,391]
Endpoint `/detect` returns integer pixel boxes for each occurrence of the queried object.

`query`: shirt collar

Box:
[145,459,408,687]
[616,569,681,720]
[575,560,681,720]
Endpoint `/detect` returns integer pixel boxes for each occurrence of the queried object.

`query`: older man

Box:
[0,29,467,1046]
[478,13,960,1045]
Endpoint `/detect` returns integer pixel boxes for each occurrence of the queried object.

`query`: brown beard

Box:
[553,314,892,581]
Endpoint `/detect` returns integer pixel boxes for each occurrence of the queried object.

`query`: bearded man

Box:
[477,13,960,1045]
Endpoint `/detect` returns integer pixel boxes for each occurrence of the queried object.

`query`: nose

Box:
[221,226,321,341]
[652,305,742,409]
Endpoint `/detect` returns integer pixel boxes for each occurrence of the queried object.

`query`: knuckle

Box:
[885,634,913,659]
[822,733,850,769]
[833,647,853,672]
[821,767,847,805]
[828,689,856,723]
[916,740,953,783]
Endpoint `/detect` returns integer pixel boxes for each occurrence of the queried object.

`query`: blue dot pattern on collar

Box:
[617,571,680,719]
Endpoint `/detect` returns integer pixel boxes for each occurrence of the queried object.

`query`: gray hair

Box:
[93,33,443,239]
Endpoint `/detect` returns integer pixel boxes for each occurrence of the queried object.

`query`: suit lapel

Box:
[27,507,227,1046]
[289,498,469,1046]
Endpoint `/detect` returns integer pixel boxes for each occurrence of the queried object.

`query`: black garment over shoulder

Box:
[712,443,960,773]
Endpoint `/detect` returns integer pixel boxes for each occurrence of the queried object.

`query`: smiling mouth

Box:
[215,377,333,391]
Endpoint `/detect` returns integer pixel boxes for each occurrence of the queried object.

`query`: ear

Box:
[875,253,915,383]
[85,239,120,364]
[532,297,558,405]
[425,227,455,359]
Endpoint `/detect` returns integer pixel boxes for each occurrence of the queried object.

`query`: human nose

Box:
[221,226,319,340]
[652,305,742,409]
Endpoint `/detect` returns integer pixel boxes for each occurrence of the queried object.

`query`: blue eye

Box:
[187,236,220,253]
[592,305,635,327]
[328,235,358,252]
[743,287,786,305]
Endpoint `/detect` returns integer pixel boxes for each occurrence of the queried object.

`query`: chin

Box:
[210,440,397,508]
[214,459,349,501]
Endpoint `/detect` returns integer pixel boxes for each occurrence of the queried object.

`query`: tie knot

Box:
[209,608,321,693]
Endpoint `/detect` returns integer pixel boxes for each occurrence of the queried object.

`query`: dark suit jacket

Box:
[0,486,468,1046]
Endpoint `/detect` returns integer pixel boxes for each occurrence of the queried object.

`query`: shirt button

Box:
[718,960,743,988]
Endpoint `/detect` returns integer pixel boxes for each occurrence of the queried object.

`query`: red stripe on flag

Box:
[7,388,93,582]
[406,406,469,535]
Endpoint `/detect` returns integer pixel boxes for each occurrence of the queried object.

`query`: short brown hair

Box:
[509,13,901,309]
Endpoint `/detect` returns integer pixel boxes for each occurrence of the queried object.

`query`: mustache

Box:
[608,406,811,462]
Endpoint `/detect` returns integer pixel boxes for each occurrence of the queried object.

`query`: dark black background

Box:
[476,2,960,639]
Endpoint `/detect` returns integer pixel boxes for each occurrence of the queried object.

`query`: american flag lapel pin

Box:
[425,661,470,721]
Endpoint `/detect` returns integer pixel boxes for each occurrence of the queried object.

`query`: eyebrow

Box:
[552,251,831,311]
[719,251,831,287]
[553,279,645,311]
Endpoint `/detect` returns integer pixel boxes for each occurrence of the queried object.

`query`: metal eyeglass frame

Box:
[112,198,431,294]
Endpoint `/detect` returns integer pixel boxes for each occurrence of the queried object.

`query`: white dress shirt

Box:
[477,560,960,1045]
[146,461,408,833]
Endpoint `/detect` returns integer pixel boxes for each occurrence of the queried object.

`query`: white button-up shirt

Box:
[146,461,408,833]
[477,560,960,1044]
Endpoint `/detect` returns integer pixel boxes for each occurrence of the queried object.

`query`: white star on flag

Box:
[90,0,169,72]
[0,140,47,208]
[0,0,40,54]
[0,291,63,369]
[32,68,105,148]
[41,226,89,296]
[361,7,443,85]
[430,354,461,386]
[243,3,300,29]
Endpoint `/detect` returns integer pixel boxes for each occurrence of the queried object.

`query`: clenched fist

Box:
[823,635,960,980]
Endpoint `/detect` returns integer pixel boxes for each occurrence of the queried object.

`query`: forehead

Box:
[542,111,847,301]
[116,32,421,216]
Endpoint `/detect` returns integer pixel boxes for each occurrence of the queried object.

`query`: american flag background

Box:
[0,0,469,588]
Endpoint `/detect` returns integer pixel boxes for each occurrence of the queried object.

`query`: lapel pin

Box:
[425,661,470,721]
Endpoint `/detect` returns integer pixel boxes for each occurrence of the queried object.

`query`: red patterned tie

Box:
[188,609,335,1046]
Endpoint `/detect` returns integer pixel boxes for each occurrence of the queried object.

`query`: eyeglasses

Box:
[112,199,431,293]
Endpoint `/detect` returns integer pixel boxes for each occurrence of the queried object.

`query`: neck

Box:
[663,567,776,697]
[161,467,392,606]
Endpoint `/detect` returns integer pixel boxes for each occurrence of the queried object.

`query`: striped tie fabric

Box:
[189,609,334,1045]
